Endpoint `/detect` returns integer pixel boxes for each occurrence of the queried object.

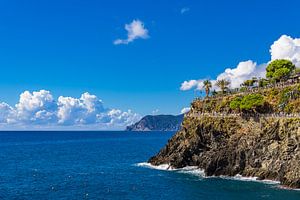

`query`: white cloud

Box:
[0,90,141,130]
[114,19,149,45]
[180,107,190,114]
[217,61,266,89]
[15,90,57,123]
[270,35,300,67]
[105,109,141,128]
[180,7,190,14]
[57,92,105,125]
[0,103,13,123]
[180,80,200,91]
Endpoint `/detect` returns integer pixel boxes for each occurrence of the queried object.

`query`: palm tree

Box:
[216,79,230,94]
[203,80,212,98]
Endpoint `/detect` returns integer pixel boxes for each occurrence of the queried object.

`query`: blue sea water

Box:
[0,131,299,200]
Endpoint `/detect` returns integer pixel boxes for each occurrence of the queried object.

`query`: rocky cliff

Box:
[126,114,184,131]
[149,85,300,188]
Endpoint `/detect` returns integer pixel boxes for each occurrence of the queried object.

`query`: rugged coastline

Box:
[149,83,300,188]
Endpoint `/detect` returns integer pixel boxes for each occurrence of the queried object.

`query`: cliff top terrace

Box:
[195,78,300,101]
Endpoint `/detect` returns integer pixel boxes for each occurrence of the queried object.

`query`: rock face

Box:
[126,114,184,131]
[149,113,300,188]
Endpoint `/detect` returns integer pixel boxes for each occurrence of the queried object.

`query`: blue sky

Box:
[0,0,300,129]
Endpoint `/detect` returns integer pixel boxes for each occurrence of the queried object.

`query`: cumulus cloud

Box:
[180,34,300,92]
[180,80,199,91]
[0,103,13,123]
[106,109,140,128]
[114,19,149,45]
[217,61,266,89]
[270,35,300,67]
[0,90,141,130]
[180,107,190,114]
[14,90,57,123]
[57,92,105,125]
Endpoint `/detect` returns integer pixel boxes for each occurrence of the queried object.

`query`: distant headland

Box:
[126,114,184,131]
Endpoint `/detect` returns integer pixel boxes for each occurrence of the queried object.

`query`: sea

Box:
[0,131,299,200]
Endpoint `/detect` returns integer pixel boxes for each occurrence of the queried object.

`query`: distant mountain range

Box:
[126,114,184,131]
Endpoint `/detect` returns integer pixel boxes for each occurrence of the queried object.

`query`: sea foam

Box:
[136,162,280,185]
[135,162,205,176]
[225,174,280,185]
[135,162,176,171]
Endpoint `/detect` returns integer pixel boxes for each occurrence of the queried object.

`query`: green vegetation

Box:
[241,77,259,88]
[192,59,300,114]
[200,59,299,99]
[229,97,242,110]
[240,94,265,111]
[229,94,265,112]
[266,59,295,82]
[278,86,300,112]
[203,80,212,98]
[239,87,247,92]
[193,83,300,114]
[216,79,230,94]
[242,79,255,87]
[258,78,269,87]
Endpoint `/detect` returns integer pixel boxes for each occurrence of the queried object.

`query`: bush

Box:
[273,68,290,80]
[230,97,242,110]
[240,94,265,110]
[230,94,265,112]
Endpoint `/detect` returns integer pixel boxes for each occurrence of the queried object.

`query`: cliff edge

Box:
[149,84,300,188]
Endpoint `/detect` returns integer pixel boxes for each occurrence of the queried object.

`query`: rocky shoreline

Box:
[149,114,300,188]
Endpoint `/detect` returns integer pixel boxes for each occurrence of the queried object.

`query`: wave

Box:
[136,162,280,185]
[278,186,300,191]
[135,162,205,176]
[135,162,176,171]
[224,174,280,185]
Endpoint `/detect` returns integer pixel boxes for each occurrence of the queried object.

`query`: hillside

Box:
[149,83,300,188]
[126,114,184,131]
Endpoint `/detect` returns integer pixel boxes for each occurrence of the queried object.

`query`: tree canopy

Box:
[216,79,230,94]
[230,94,265,112]
[240,94,265,110]
[266,59,295,81]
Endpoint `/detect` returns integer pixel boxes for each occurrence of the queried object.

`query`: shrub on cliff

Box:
[230,94,265,112]
[230,97,242,110]
[240,94,265,111]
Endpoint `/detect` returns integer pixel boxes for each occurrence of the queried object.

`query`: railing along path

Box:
[189,112,300,119]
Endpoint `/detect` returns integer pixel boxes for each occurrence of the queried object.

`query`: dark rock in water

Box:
[126,114,184,131]
[149,112,300,188]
